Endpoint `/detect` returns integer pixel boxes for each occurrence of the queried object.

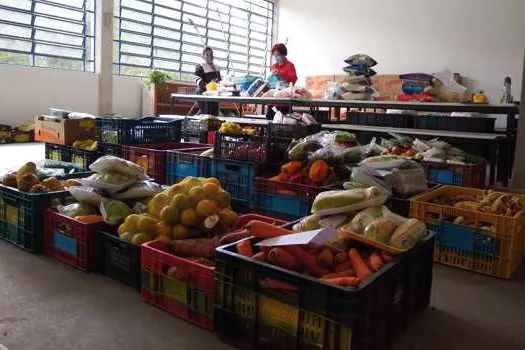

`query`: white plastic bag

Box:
[69,186,105,206]
[311,187,388,216]
[391,167,428,197]
[79,173,137,192]
[350,166,393,196]
[112,181,163,200]
[89,156,150,180]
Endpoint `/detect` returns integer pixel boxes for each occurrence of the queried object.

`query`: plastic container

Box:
[421,161,486,188]
[95,117,182,145]
[44,209,107,271]
[98,230,142,291]
[214,133,270,163]
[45,143,72,163]
[140,214,285,330]
[45,143,98,170]
[268,123,322,140]
[211,158,268,212]
[182,118,223,143]
[165,148,213,185]
[385,183,440,217]
[214,233,435,349]
[413,115,495,133]
[253,177,341,220]
[410,185,525,278]
[346,111,413,128]
[98,142,123,157]
[122,142,207,184]
[0,186,74,252]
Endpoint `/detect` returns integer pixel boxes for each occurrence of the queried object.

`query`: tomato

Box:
[404,149,416,157]
[390,146,403,155]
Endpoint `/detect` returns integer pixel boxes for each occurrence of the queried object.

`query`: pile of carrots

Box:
[233,220,392,287]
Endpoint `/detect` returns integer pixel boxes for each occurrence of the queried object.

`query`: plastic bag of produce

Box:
[363,216,399,243]
[112,181,163,201]
[59,203,98,218]
[344,54,377,67]
[79,172,137,192]
[359,155,408,170]
[100,198,132,225]
[391,167,428,197]
[324,82,344,100]
[311,186,387,216]
[69,186,105,206]
[89,156,150,180]
[287,139,323,161]
[346,206,384,234]
[389,218,427,249]
[350,166,392,196]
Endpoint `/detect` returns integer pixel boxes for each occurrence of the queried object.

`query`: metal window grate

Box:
[0,0,96,72]
[113,0,274,80]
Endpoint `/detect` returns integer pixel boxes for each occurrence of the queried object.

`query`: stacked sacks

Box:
[341,54,378,100]
[397,73,435,102]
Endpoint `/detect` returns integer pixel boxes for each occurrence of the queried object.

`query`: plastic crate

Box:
[421,160,486,187]
[214,133,268,163]
[413,115,495,133]
[165,147,213,185]
[346,111,413,128]
[211,158,268,212]
[45,143,99,170]
[410,186,525,278]
[0,186,74,252]
[122,142,207,184]
[268,123,322,140]
[98,142,123,157]
[95,117,182,145]
[98,230,142,291]
[385,184,440,217]
[214,233,435,350]
[140,214,286,330]
[253,177,340,220]
[182,118,223,143]
[44,209,107,271]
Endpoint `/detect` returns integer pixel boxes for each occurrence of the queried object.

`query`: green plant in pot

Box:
[145,70,172,89]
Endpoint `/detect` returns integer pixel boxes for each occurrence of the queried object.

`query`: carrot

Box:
[260,278,298,292]
[219,229,252,245]
[268,248,300,270]
[281,161,303,175]
[322,269,356,279]
[252,251,268,262]
[380,251,393,263]
[368,252,384,271]
[261,246,271,254]
[335,252,349,264]
[317,247,334,269]
[245,220,293,239]
[349,248,372,282]
[74,214,104,224]
[236,240,253,257]
[321,277,360,287]
[335,260,353,272]
[284,246,328,277]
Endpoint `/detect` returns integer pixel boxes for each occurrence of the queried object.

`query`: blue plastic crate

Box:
[165,148,212,185]
[427,169,462,185]
[432,220,500,258]
[252,192,309,220]
[211,159,261,209]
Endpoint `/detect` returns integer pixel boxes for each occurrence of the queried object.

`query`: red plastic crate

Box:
[44,209,108,271]
[122,142,209,184]
[140,213,288,330]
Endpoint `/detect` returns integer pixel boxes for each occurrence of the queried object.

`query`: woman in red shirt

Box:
[266,43,297,119]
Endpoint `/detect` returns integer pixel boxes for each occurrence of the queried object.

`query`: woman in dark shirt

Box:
[195,47,221,115]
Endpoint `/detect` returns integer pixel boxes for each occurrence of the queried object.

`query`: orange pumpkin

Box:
[308,160,329,184]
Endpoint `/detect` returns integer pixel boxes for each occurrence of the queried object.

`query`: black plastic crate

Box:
[214,133,270,163]
[45,143,72,163]
[96,117,182,145]
[346,111,413,128]
[413,115,495,133]
[214,233,435,350]
[268,123,322,140]
[98,142,123,157]
[45,143,98,170]
[183,118,223,134]
[98,231,141,291]
[0,185,74,252]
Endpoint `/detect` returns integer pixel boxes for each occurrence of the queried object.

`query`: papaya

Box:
[309,160,329,184]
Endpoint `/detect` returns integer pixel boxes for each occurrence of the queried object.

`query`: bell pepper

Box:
[281,161,303,175]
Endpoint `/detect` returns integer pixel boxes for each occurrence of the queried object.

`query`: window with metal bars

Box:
[113,0,274,80]
[0,0,95,72]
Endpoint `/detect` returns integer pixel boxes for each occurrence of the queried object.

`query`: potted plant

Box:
[142,70,173,115]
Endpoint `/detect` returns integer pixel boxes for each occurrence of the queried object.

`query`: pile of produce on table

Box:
[427,189,524,220]
[1,161,82,193]
[218,121,260,135]
[117,176,238,247]
[227,186,427,288]
[63,156,163,225]
[269,111,317,126]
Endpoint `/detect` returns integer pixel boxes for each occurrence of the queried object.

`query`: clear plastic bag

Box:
[89,156,150,180]
[112,181,163,201]
[69,186,105,206]
[311,187,387,216]
[350,166,392,196]
[79,173,137,192]
[324,82,344,100]
[391,167,428,197]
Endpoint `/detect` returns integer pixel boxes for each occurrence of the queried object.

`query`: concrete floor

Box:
[1,143,525,349]
[1,240,524,350]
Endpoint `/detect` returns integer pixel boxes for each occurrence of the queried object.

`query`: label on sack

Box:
[256,227,337,247]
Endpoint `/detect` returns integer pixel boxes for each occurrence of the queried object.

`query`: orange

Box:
[172,224,189,239]
[156,222,172,237]
[180,208,197,227]
[203,182,220,198]
[205,177,221,187]
[160,205,179,225]
[155,235,171,242]
[195,199,219,217]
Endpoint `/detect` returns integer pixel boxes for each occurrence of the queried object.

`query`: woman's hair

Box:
[202,46,213,55]
[271,43,287,56]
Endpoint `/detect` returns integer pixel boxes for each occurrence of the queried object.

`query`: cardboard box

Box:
[34,116,95,145]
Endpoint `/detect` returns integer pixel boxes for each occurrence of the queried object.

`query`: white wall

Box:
[278,0,524,104]
[0,64,143,126]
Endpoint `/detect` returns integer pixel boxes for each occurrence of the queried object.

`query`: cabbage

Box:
[100,199,131,225]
